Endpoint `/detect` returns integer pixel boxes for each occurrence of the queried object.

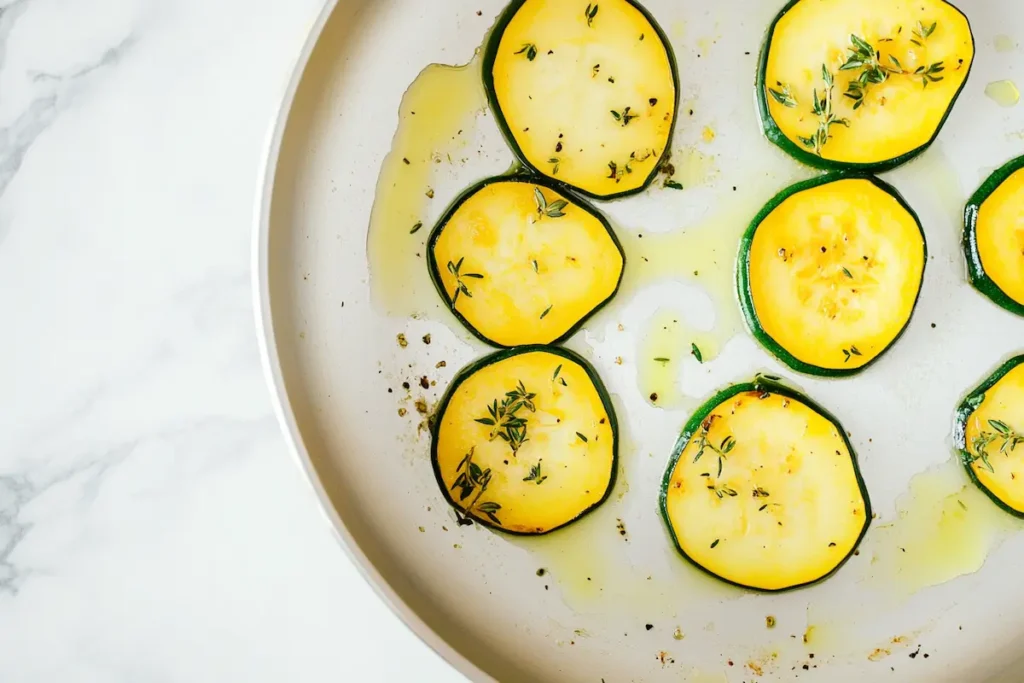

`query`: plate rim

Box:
[250,1,490,680]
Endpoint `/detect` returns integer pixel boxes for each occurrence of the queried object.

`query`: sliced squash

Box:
[757,0,974,171]
[955,356,1024,517]
[737,174,926,377]
[484,0,678,199]
[660,375,871,591]
[964,155,1024,317]
[432,346,617,534]
[427,176,624,347]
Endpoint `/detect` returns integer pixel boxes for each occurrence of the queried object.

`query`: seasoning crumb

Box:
[299,332,306,340]
[766,616,776,629]
[402,381,411,390]
[422,333,432,345]
[650,392,659,402]
[436,360,447,368]
[615,356,623,365]
[398,408,407,417]
[617,323,625,332]
[616,518,629,539]
[536,568,547,577]
[415,399,429,414]
[646,624,654,631]
[419,376,430,389]
[426,188,434,199]
[402,157,410,165]
[868,648,891,662]
[418,526,425,532]
[673,628,684,640]
[397,333,409,348]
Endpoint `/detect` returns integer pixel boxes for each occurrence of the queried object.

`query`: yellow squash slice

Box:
[758,0,974,171]
[957,356,1024,517]
[485,0,678,198]
[432,347,617,534]
[660,376,870,591]
[428,177,624,347]
[738,175,926,376]
[964,156,1024,316]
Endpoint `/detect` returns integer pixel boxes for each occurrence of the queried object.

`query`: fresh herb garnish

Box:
[664,179,683,190]
[691,416,737,481]
[534,187,568,220]
[451,447,502,525]
[752,487,770,498]
[706,485,738,499]
[912,20,937,46]
[970,419,1024,473]
[768,82,798,108]
[691,343,703,364]
[540,305,553,320]
[585,3,599,27]
[410,221,423,234]
[654,357,670,365]
[548,157,561,176]
[447,257,484,308]
[840,32,944,109]
[576,432,589,443]
[798,65,849,156]
[842,345,863,363]
[523,461,548,485]
[515,43,538,61]
[552,364,568,387]
[610,106,639,126]
[710,538,720,549]
[475,381,537,455]
[842,267,853,278]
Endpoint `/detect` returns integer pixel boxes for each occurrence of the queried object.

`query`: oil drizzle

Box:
[366,58,489,316]
[864,461,1022,595]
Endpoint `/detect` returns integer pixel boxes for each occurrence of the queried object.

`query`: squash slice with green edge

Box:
[660,375,871,592]
[737,174,926,377]
[483,0,678,199]
[955,355,1024,518]
[432,346,617,535]
[427,176,624,348]
[757,0,974,172]
[963,155,1024,317]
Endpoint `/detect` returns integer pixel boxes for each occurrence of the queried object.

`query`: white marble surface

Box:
[0,0,464,680]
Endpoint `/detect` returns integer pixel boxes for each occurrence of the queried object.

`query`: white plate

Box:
[256,1,1024,681]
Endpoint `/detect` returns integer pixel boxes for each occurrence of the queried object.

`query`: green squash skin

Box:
[954,354,1024,518]
[426,173,625,349]
[482,0,681,201]
[755,0,975,173]
[658,374,872,592]
[963,155,1024,317]
[736,172,927,378]
[430,345,619,536]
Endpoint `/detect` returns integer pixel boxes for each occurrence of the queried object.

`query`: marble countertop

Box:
[0,0,463,679]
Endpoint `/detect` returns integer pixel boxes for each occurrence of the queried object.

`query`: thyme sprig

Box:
[515,43,538,61]
[475,381,537,454]
[798,65,849,156]
[970,419,1024,473]
[447,257,484,308]
[534,187,568,219]
[523,461,548,485]
[691,416,737,479]
[840,32,944,109]
[611,106,639,126]
[768,82,797,108]
[451,447,502,525]
[842,345,863,363]
[585,3,599,27]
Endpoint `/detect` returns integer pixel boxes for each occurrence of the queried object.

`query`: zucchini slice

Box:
[737,174,926,377]
[955,356,1024,517]
[483,0,678,199]
[427,176,624,347]
[964,155,1024,317]
[757,0,974,172]
[660,375,871,591]
[432,346,617,535]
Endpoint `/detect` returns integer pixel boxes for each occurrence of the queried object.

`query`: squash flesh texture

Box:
[765,0,973,165]
[749,179,924,371]
[966,364,1024,513]
[432,181,623,346]
[976,167,1024,307]
[435,351,614,534]
[491,0,675,196]
[665,391,867,591]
